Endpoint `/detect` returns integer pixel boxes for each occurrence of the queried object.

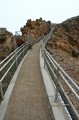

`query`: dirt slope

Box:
[46,16,79,57]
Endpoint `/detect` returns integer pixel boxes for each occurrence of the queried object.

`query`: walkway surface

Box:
[3,43,52,120]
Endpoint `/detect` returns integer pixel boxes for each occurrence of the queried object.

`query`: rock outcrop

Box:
[20,18,51,42]
[46,16,79,57]
[0,28,16,61]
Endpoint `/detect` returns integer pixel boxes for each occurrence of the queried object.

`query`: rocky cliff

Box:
[0,28,16,61]
[20,18,51,41]
[46,16,79,57]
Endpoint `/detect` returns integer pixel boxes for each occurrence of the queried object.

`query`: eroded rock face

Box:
[46,16,79,57]
[0,28,16,61]
[20,18,51,42]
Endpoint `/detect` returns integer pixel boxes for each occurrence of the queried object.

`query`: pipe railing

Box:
[0,43,25,68]
[0,43,28,101]
[0,34,45,102]
[41,32,79,120]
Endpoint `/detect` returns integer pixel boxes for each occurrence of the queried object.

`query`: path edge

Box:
[39,48,70,120]
[0,50,30,120]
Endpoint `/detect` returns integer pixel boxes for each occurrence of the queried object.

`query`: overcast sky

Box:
[0,0,79,34]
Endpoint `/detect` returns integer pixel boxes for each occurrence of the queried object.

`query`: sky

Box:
[0,0,79,34]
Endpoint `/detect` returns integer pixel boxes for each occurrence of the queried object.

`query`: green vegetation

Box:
[55,32,62,38]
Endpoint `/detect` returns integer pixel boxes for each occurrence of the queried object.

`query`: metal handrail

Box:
[0,61,15,83]
[0,43,28,101]
[0,34,44,102]
[41,42,79,120]
[44,52,79,119]
[44,48,79,92]
[41,29,79,119]
[44,49,79,98]
[0,43,25,66]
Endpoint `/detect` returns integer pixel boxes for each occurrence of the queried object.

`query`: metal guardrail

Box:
[0,43,28,101]
[41,33,79,120]
[0,34,44,102]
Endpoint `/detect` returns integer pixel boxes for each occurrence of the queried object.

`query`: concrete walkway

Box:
[3,43,52,120]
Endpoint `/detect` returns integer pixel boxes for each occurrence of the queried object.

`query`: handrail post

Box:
[55,67,59,101]
[22,45,24,57]
[28,30,32,49]
[14,33,18,68]
[0,82,4,100]
[44,51,46,68]
[41,41,43,57]
[14,50,18,68]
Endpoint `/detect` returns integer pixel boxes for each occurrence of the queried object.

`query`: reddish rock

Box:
[20,18,51,42]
